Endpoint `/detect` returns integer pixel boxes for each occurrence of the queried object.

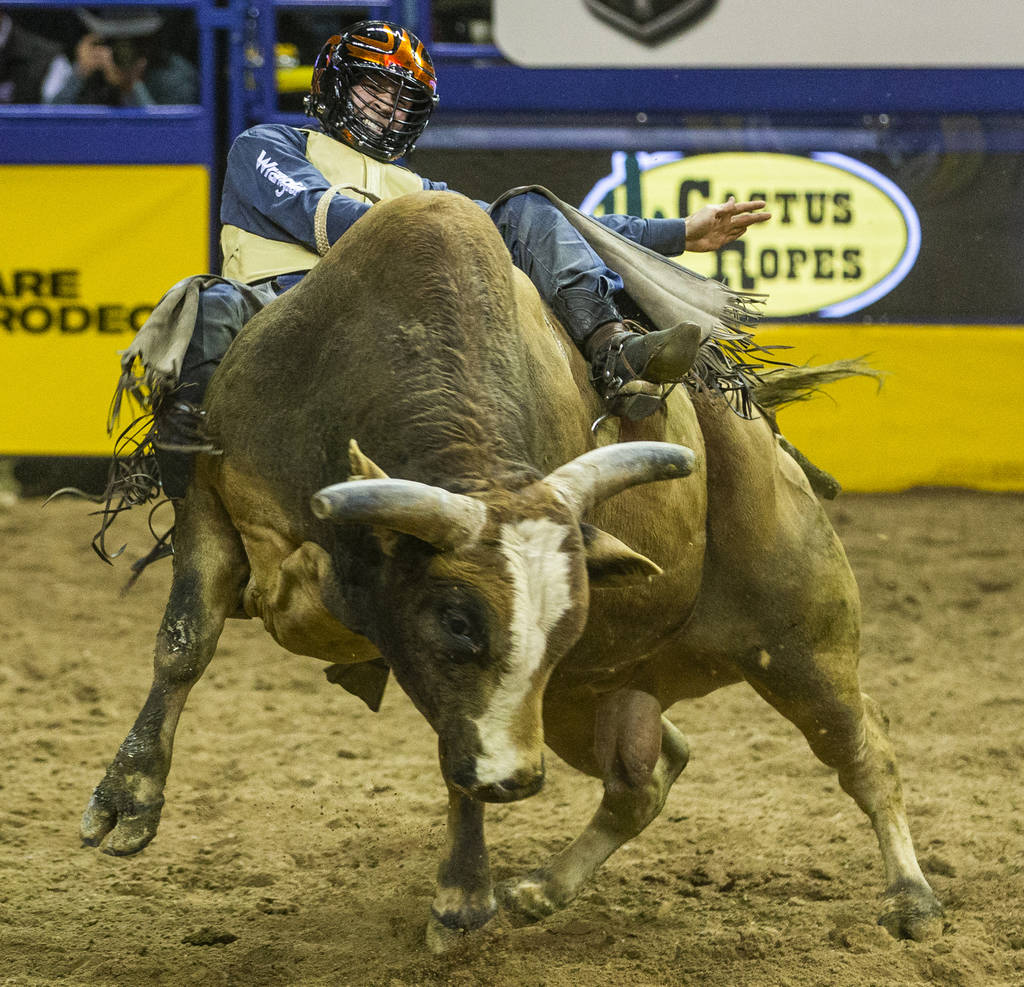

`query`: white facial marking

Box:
[473,517,573,784]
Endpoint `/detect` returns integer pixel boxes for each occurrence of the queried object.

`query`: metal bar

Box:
[1,0,205,6]
[414,119,1024,153]
[430,43,502,60]
[268,0,391,4]
[428,64,1024,115]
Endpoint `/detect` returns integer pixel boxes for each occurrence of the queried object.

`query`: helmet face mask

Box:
[305,22,438,162]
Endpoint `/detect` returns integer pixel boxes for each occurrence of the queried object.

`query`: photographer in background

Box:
[0,7,73,103]
[47,5,197,106]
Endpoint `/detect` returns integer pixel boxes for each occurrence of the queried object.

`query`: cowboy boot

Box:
[152,398,214,500]
[586,320,701,419]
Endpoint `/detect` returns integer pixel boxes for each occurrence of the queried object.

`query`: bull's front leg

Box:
[425,783,497,953]
[81,496,246,856]
[497,690,690,923]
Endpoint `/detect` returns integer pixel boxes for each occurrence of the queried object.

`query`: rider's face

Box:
[350,75,409,135]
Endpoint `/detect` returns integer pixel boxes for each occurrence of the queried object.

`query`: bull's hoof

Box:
[80,797,116,847]
[80,792,164,856]
[423,892,495,954]
[495,871,567,926]
[425,914,467,954]
[877,886,944,941]
[425,888,497,953]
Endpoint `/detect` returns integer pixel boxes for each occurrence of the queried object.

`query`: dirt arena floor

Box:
[2,487,1022,986]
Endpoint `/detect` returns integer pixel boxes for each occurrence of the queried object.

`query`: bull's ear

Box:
[581,523,663,586]
[348,439,389,480]
[346,440,400,554]
[324,657,389,712]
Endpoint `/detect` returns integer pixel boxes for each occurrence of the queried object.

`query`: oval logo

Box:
[581,151,920,318]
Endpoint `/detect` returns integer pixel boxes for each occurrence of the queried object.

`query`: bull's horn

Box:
[544,441,697,516]
[311,478,487,551]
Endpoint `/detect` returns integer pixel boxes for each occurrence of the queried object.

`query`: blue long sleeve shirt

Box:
[220,123,688,266]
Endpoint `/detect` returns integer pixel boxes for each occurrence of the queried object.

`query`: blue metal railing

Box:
[4,2,1023,182]
[0,0,223,159]
[223,0,1024,153]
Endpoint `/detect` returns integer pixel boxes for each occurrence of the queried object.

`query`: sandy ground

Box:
[1,488,1023,986]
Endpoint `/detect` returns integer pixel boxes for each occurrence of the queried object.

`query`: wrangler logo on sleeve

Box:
[256,149,307,198]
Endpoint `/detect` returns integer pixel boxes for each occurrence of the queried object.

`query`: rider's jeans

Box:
[487,191,623,345]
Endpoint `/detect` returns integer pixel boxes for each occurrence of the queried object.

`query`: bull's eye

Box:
[440,607,484,661]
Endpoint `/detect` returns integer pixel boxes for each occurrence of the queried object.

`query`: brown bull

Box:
[80,190,943,950]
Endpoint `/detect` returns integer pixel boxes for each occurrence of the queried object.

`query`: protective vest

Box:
[220,130,424,284]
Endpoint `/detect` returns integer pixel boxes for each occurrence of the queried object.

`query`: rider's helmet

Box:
[304,21,438,162]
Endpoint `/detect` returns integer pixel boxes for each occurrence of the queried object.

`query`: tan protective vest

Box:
[220,130,425,284]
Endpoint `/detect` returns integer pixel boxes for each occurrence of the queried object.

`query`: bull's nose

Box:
[471,764,545,803]
[448,756,478,794]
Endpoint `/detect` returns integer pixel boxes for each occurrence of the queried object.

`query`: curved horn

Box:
[311,478,487,551]
[543,441,697,517]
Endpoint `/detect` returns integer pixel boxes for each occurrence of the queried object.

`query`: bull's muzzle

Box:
[448,755,546,803]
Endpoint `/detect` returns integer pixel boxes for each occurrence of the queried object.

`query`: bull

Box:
[80,190,943,949]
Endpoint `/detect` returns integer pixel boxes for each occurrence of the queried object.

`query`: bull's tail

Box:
[751,357,884,413]
[750,358,884,500]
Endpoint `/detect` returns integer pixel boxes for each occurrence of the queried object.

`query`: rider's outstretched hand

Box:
[684,196,771,252]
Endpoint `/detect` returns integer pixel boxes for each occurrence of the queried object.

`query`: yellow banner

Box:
[767,325,1024,492]
[1,164,209,455]
[3,168,1021,490]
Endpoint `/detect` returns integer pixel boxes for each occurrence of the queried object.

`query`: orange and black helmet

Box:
[304,21,438,162]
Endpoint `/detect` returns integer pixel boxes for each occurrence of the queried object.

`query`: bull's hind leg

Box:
[497,688,690,923]
[740,645,943,940]
[80,490,247,855]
